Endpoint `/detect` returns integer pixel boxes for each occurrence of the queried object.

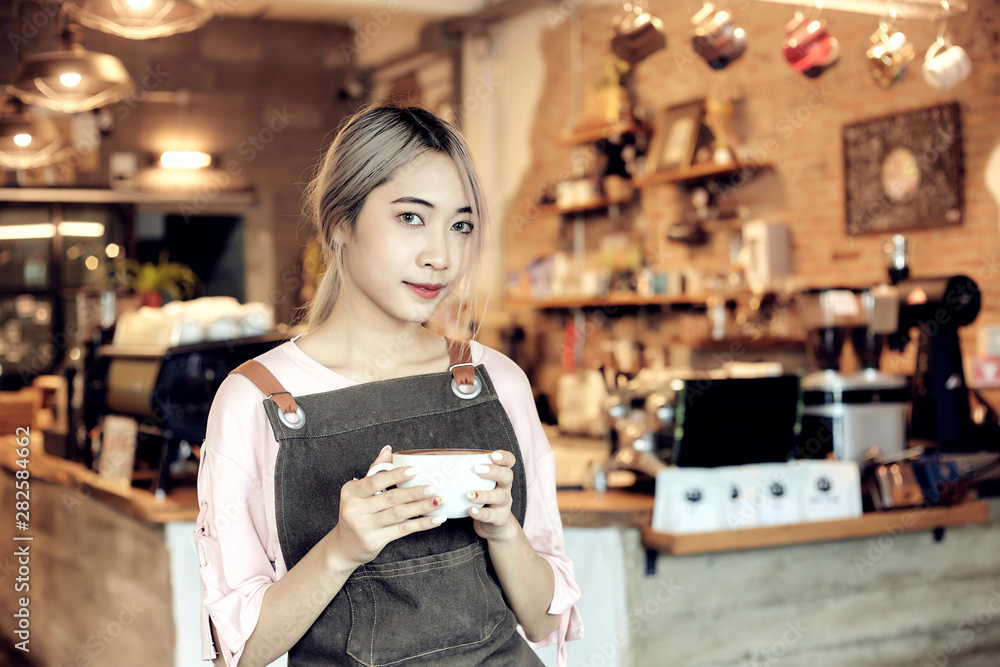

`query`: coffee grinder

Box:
[892,275,996,451]
[883,234,999,453]
[797,287,910,462]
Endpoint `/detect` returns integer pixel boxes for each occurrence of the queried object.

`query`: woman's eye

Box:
[453,221,474,234]
[399,212,422,225]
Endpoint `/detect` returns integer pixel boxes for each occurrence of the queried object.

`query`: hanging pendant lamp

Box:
[0,101,73,170]
[7,23,134,114]
[62,0,214,40]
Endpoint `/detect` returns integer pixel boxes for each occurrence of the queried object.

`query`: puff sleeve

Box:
[483,348,585,664]
[195,375,278,666]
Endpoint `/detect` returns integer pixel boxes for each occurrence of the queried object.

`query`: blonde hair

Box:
[302,103,488,339]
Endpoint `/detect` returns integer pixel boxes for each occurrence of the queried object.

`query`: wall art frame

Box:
[843,102,963,236]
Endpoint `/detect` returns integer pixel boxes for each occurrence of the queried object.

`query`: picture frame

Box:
[843,102,963,236]
[646,99,705,176]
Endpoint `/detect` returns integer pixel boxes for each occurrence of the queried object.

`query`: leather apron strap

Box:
[447,339,475,387]
[232,339,475,415]
[230,360,300,416]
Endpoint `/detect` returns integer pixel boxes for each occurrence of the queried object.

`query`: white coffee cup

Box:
[366,449,497,519]
[923,39,971,90]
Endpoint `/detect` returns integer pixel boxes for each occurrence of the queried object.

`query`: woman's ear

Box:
[331,222,349,246]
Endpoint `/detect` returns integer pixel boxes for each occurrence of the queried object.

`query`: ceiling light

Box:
[59,221,106,237]
[0,222,106,239]
[59,72,83,87]
[7,24,134,114]
[0,102,73,170]
[0,224,57,240]
[160,150,211,169]
[63,0,215,40]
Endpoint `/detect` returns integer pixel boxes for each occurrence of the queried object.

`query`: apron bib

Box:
[232,342,542,666]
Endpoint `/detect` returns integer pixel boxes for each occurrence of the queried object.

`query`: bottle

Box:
[884,234,909,285]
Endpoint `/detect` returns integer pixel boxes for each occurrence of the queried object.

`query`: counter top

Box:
[642,501,991,555]
[6,436,989,551]
[558,489,655,527]
[1,435,198,524]
[1,434,642,526]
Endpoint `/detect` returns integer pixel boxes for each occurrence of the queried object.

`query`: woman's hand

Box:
[468,450,519,543]
[329,445,446,568]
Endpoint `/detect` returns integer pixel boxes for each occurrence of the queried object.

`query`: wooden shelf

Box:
[633,160,770,188]
[560,120,647,146]
[641,501,991,555]
[668,336,805,349]
[537,197,632,217]
[513,292,711,310]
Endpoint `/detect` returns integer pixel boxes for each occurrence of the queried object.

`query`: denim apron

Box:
[231,342,542,666]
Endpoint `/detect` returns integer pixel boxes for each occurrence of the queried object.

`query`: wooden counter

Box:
[4,436,991,556]
[0,435,198,523]
[642,501,991,555]
[557,489,655,527]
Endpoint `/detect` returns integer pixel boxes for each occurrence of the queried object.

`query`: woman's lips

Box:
[405,282,443,299]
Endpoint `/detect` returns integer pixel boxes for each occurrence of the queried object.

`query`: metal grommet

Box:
[451,376,482,399]
[277,406,306,429]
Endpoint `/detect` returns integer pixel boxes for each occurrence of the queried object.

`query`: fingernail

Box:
[491,451,503,461]
[467,491,479,501]
[431,516,447,525]
[474,464,490,474]
[381,445,392,453]
[422,485,436,496]
[404,467,418,477]
[470,507,481,516]
[432,496,446,507]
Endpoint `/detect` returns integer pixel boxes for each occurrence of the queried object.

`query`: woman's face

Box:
[339,151,476,327]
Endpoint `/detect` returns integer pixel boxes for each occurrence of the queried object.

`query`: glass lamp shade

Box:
[0,113,73,170]
[8,44,134,114]
[62,0,214,40]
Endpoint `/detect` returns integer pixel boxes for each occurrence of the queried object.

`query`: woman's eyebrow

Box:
[391,196,471,215]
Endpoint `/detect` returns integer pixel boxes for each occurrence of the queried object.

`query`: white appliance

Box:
[742,221,792,293]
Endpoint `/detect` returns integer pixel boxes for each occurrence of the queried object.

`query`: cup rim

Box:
[394,448,493,456]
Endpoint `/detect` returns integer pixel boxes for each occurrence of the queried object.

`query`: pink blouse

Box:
[195,338,583,666]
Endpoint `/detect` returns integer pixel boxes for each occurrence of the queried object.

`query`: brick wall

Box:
[501,1,1000,396]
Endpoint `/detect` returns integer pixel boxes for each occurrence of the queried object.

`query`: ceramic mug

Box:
[783,13,840,78]
[691,3,746,70]
[610,5,667,65]
[866,24,915,88]
[366,449,497,519]
[923,38,971,90]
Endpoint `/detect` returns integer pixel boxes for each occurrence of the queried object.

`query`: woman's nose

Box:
[417,232,449,269]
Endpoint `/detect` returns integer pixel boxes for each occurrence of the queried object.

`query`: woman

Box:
[195,104,582,666]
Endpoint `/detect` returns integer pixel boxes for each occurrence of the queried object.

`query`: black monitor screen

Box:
[672,375,801,468]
